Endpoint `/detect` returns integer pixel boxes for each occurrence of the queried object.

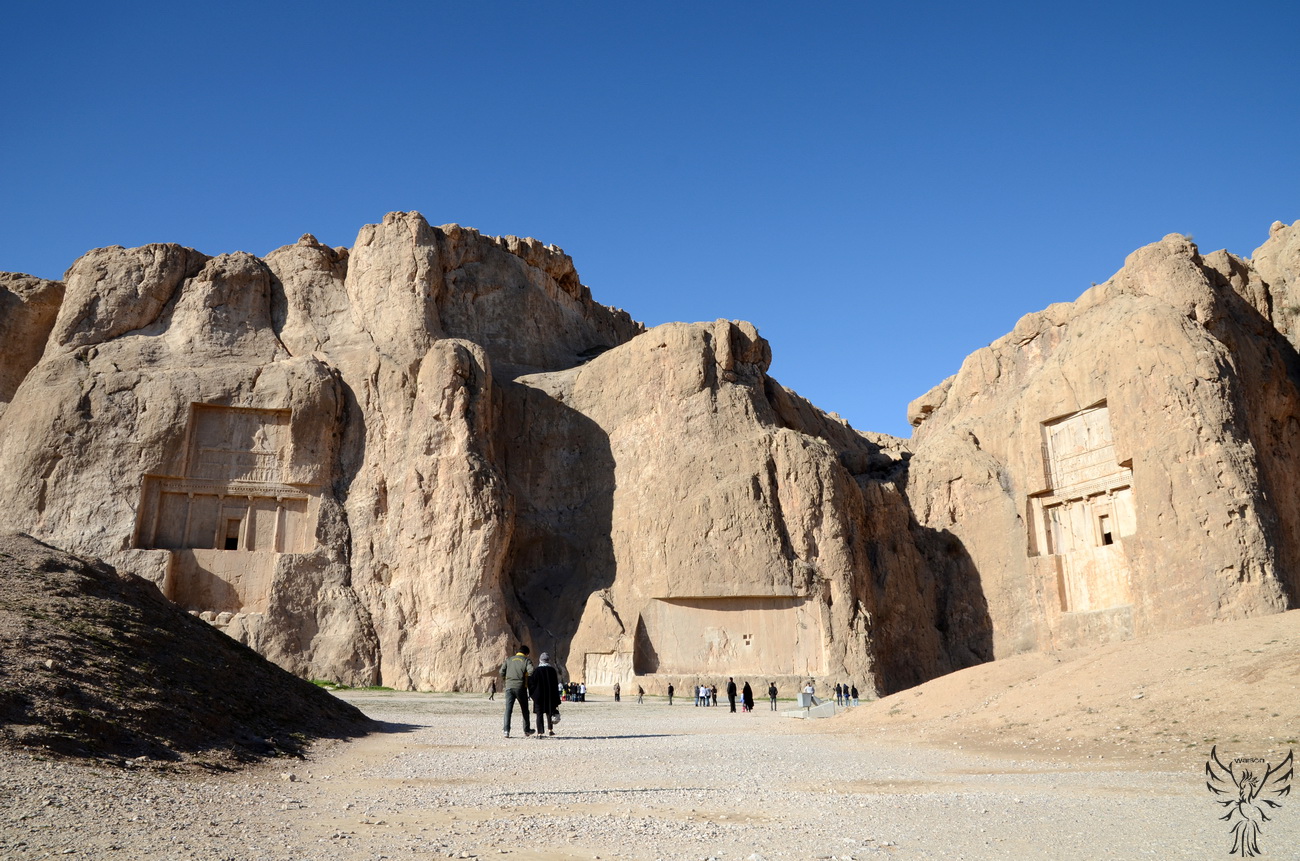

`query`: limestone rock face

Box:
[5,211,1297,696]
[0,273,64,420]
[0,212,647,692]
[1253,219,1300,344]
[51,244,209,353]
[504,319,990,693]
[0,243,375,684]
[260,213,641,690]
[907,233,1300,655]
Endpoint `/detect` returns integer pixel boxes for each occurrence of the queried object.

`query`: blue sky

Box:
[4,2,1298,438]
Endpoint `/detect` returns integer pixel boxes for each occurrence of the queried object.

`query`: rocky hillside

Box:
[0,533,372,765]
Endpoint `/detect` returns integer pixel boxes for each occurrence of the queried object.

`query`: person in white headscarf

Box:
[529,652,562,737]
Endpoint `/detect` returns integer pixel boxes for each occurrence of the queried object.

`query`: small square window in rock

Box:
[224,518,243,551]
[1098,513,1114,546]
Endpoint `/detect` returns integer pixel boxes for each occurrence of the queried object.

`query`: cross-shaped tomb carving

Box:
[1026,402,1135,613]
[133,405,320,615]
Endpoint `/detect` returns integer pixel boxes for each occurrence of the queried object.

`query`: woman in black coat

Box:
[529,653,562,737]
[741,681,754,712]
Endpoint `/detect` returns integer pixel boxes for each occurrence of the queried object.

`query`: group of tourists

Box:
[499,645,562,738]
[683,679,779,711]
[833,682,860,706]
[499,644,830,736]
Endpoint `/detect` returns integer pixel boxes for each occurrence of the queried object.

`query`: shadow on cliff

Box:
[1201,263,1300,608]
[496,377,618,674]
[874,469,995,696]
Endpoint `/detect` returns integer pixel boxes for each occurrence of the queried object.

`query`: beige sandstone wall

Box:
[503,319,991,694]
[907,229,1300,657]
[0,273,64,422]
[4,212,1294,696]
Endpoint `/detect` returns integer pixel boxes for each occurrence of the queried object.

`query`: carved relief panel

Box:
[1027,402,1135,613]
[133,405,319,615]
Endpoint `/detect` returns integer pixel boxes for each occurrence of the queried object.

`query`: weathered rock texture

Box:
[3,212,1297,695]
[908,225,1300,656]
[5,213,983,695]
[0,273,63,421]
[504,319,989,694]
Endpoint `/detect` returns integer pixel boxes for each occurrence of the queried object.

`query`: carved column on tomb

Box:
[1026,401,1135,615]
[132,404,321,615]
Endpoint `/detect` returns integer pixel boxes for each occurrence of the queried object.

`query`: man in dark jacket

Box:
[500,645,534,738]
[529,652,561,737]
[726,677,738,713]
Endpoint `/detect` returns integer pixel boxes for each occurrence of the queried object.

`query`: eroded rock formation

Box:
[907,225,1300,655]
[1,213,979,694]
[3,212,1296,694]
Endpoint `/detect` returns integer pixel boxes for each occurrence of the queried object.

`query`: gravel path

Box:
[3,691,1293,860]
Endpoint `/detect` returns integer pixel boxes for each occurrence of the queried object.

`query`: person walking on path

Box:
[637,685,645,704]
[667,683,674,705]
[488,680,496,701]
[834,683,843,706]
[850,684,859,706]
[613,682,621,702]
[710,684,718,707]
[768,682,778,711]
[500,645,534,738]
[741,681,754,713]
[529,652,561,737]
[726,678,738,713]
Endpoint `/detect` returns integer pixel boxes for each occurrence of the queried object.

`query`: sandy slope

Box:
[836,609,1300,768]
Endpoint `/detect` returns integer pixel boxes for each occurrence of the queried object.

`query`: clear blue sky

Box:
[4,2,1298,438]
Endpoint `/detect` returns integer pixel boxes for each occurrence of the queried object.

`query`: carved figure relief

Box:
[631,596,825,676]
[1027,403,1136,612]
[133,405,319,614]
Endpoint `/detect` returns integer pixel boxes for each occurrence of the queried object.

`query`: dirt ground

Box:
[2,611,1298,860]
[839,609,1300,769]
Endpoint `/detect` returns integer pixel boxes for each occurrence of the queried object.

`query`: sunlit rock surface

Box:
[4,213,1296,693]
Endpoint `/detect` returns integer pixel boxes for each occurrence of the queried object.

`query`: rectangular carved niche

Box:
[1027,402,1135,613]
[632,596,825,676]
[133,405,319,614]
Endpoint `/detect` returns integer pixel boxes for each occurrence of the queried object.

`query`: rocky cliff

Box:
[907,224,1300,655]
[3,212,1296,695]
[0,212,988,695]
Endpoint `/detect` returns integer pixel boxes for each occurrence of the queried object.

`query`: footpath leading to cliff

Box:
[4,613,1299,860]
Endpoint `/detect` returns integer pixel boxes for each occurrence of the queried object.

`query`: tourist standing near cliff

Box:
[500,645,534,738]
